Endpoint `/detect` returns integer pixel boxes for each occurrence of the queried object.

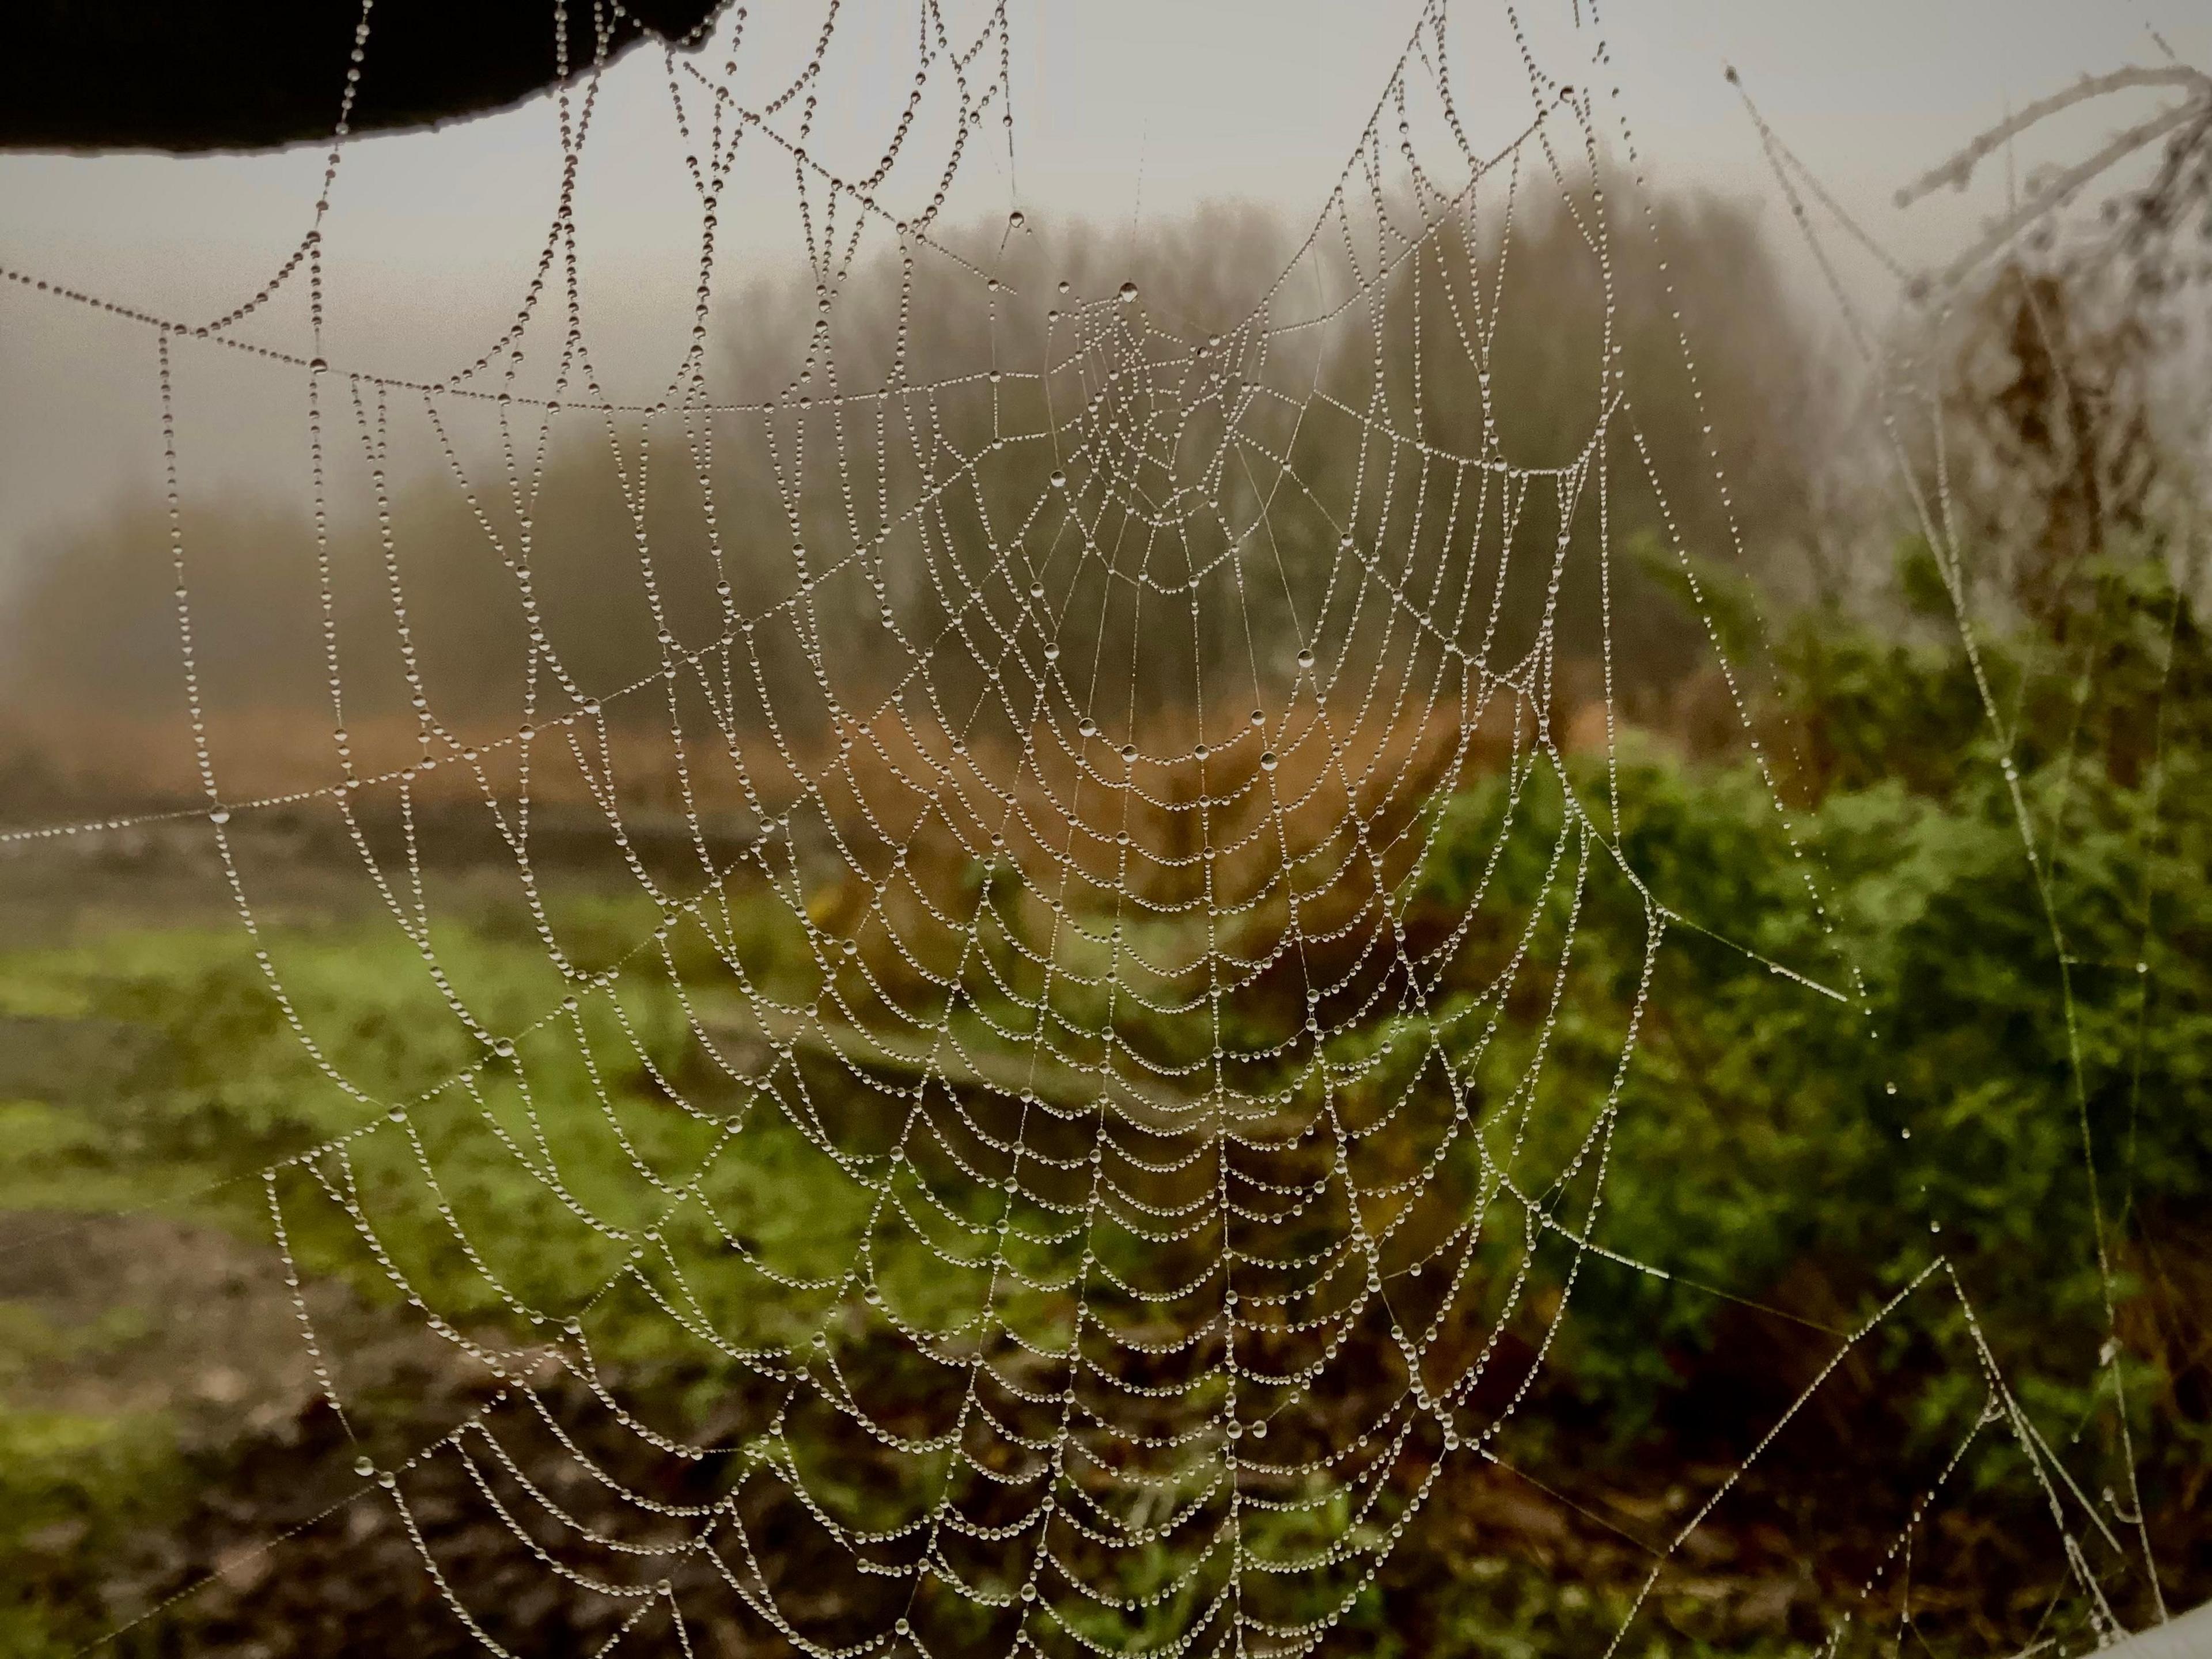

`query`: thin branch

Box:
[1919,101,2206,294]
[1897,65,2210,207]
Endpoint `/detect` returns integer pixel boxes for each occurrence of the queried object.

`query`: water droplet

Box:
[1118,281,1138,304]
[353,1455,376,1478]
[209,807,231,825]
[1296,649,1315,669]
[1120,743,1137,762]
[1008,210,1026,230]
[1260,752,1279,772]
[1044,643,1060,661]
[1049,470,1067,489]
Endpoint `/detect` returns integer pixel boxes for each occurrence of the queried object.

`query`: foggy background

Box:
[2,0,2207,566]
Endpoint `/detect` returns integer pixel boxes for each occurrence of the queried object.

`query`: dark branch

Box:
[0,0,723,155]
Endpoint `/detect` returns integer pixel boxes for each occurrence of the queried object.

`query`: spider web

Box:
[0,0,2171,1654]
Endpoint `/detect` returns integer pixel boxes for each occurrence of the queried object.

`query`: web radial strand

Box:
[2,0,2142,1654]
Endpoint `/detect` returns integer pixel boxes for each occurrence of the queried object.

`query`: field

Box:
[2,550,2206,1658]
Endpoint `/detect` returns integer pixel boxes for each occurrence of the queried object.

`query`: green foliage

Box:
[1627,531,1766,669]
[0,1407,185,1657]
[0,552,2204,1653]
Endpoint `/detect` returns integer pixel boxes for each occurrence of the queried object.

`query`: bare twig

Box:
[1897,63,2212,295]
[1897,66,2209,208]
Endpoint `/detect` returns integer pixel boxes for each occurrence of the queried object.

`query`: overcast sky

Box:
[1,0,2205,571]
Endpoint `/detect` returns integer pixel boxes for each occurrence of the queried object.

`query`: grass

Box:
[0,562,2205,1656]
